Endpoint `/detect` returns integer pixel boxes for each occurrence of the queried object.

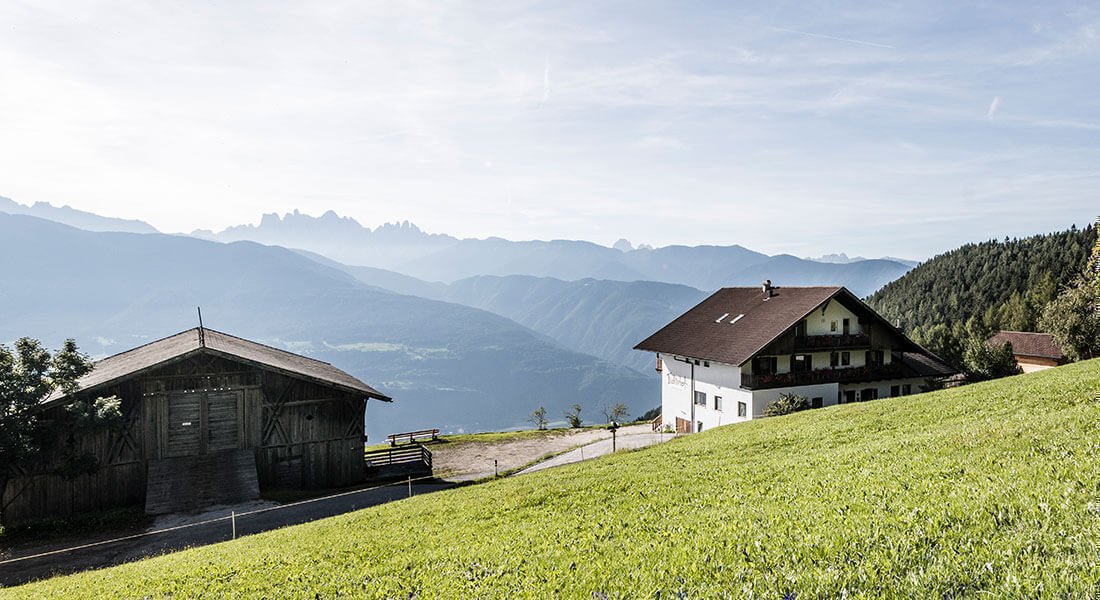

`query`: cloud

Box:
[987,96,1002,120]
[768,26,897,50]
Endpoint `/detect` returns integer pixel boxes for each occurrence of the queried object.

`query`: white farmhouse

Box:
[634,283,955,433]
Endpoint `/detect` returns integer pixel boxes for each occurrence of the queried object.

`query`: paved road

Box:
[516,425,675,475]
[0,480,453,587]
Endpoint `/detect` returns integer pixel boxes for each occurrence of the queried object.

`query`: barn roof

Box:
[988,331,1065,361]
[634,285,933,367]
[48,327,390,405]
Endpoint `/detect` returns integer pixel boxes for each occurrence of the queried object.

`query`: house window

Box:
[811,397,823,408]
[861,388,877,401]
[830,320,837,332]
[714,395,722,411]
[842,318,850,335]
[752,356,777,375]
[694,391,707,406]
[737,401,747,417]
[830,352,839,367]
[866,350,885,367]
[841,351,851,366]
[902,384,911,395]
[890,385,900,397]
[791,354,812,373]
[842,390,856,403]
[794,321,807,337]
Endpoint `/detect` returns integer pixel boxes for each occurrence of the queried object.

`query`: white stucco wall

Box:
[660,356,752,432]
[805,300,862,336]
[751,383,840,416]
[837,377,928,403]
[658,352,934,432]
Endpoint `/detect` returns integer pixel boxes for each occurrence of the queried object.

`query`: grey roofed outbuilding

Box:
[44,327,391,407]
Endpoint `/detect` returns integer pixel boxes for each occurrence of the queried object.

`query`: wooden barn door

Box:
[165,390,242,457]
[206,391,240,452]
[167,392,202,457]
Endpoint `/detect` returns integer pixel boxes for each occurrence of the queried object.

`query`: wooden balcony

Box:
[741,363,905,390]
[793,333,871,350]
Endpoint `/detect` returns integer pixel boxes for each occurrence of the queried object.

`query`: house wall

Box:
[804,300,862,336]
[660,357,751,432]
[837,377,929,402]
[1017,357,1061,373]
[659,353,933,433]
[750,383,840,416]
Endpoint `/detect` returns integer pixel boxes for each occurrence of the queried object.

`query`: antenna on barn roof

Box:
[197,306,206,347]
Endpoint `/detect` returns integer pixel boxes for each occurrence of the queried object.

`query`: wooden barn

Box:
[2,327,392,526]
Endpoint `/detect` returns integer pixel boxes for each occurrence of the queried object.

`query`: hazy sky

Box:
[1,1,1097,259]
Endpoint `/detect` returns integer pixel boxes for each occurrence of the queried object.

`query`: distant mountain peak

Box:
[0,194,158,234]
[613,238,633,252]
[807,252,918,268]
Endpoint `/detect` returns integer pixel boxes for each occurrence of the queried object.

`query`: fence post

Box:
[231,511,236,540]
[408,476,412,498]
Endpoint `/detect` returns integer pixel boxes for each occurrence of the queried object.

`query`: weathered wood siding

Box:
[3,352,369,526]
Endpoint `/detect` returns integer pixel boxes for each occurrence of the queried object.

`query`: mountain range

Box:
[0,195,158,234]
[0,213,654,438]
[0,197,925,436]
[196,210,914,296]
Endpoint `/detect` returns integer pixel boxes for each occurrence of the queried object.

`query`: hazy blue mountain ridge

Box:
[199,210,913,295]
[442,276,709,373]
[0,195,159,234]
[0,213,654,439]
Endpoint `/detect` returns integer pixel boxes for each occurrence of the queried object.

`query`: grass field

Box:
[9,361,1100,597]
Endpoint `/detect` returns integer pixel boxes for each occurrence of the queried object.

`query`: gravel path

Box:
[432,425,675,481]
[516,426,675,475]
[432,427,617,481]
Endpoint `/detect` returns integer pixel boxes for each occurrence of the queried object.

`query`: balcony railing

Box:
[793,333,871,350]
[741,363,905,390]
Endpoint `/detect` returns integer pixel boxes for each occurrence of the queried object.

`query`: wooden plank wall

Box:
[3,354,369,526]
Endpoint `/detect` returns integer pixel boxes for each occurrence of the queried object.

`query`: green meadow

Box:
[10,360,1100,598]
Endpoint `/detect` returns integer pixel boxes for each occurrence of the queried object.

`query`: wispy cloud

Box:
[987,96,1001,120]
[769,26,897,50]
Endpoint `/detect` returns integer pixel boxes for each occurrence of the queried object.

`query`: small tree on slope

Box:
[0,338,121,526]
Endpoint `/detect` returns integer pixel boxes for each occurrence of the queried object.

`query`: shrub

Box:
[763,393,810,417]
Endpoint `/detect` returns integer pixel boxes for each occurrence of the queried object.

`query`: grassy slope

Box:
[11,361,1100,598]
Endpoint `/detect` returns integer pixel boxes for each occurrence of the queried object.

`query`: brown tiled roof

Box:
[634,286,935,368]
[47,328,390,405]
[988,331,1065,361]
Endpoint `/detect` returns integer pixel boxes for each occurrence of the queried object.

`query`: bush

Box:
[564,404,583,428]
[763,393,810,417]
[963,339,1022,382]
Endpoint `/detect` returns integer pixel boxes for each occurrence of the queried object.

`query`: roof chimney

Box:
[762,279,774,298]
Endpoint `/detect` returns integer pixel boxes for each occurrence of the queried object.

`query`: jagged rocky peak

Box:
[251,209,366,231]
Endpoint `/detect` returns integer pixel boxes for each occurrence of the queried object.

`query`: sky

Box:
[0,1,1097,259]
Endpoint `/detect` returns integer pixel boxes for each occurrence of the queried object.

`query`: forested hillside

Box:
[867,225,1097,366]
